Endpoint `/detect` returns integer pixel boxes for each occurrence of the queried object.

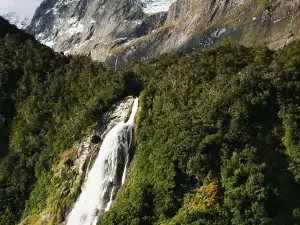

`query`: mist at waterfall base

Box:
[66,99,139,225]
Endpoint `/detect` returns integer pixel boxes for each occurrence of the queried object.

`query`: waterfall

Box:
[66,98,139,225]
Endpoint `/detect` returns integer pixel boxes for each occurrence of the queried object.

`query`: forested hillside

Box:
[0,17,300,225]
[0,17,135,224]
[100,44,300,224]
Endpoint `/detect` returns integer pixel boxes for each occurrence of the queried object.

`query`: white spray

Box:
[66,98,139,225]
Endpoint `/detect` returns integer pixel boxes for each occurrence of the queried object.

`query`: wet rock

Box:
[286,29,294,39]
[91,135,101,144]
[64,158,74,170]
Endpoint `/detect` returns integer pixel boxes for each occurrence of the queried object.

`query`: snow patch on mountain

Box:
[2,12,30,30]
[140,0,176,14]
[68,21,84,37]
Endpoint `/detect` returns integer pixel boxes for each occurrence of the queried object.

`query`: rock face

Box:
[2,12,30,30]
[75,96,135,178]
[27,0,167,63]
[28,0,300,67]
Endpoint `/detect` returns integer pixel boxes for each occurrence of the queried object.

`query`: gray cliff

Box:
[27,0,300,67]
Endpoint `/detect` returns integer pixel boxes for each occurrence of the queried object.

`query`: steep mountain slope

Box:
[1,15,300,225]
[27,0,168,64]
[28,0,300,66]
[104,0,300,66]
[2,12,30,30]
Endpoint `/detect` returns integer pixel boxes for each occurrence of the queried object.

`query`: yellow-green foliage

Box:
[21,147,82,225]
[183,178,219,212]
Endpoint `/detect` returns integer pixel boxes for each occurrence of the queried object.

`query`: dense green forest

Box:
[0,17,137,224]
[0,17,300,225]
[100,43,300,225]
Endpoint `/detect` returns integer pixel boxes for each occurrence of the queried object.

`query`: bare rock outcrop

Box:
[27,0,300,67]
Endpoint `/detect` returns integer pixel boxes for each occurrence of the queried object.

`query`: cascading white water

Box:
[66,98,139,225]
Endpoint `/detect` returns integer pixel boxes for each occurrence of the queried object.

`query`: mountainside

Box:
[28,0,300,66]
[1,15,300,225]
[2,12,30,30]
[27,0,168,65]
